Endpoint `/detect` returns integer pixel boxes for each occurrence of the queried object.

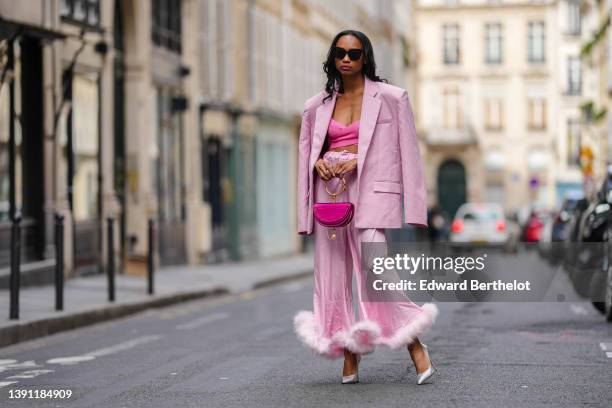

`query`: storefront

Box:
[0,31,51,271]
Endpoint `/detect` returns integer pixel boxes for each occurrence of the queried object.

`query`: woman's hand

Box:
[331,158,357,177]
[315,158,333,181]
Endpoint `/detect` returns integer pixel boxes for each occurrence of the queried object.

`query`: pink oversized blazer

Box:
[297,75,428,235]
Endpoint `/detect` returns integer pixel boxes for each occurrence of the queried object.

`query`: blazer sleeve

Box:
[398,90,428,228]
[297,106,313,235]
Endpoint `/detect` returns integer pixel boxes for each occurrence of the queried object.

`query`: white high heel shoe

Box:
[415,343,436,385]
[342,354,361,384]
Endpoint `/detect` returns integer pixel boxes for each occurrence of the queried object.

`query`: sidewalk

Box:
[0,253,314,348]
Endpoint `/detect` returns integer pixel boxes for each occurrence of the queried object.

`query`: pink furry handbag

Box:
[313,175,354,240]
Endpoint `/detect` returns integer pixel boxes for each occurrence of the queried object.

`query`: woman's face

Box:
[333,35,364,78]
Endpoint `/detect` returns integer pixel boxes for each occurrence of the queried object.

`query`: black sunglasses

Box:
[333,47,363,61]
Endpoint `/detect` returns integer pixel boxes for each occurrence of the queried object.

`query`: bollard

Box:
[55,213,64,311]
[147,219,154,295]
[107,217,115,302]
[9,212,21,320]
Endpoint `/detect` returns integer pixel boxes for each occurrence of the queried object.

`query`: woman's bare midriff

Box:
[328,144,358,153]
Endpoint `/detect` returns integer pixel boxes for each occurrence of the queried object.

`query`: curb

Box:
[0,269,313,349]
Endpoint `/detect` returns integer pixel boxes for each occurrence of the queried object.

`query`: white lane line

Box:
[0,360,41,374]
[47,334,162,365]
[88,335,161,358]
[176,313,228,330]
[0,335,161,389]
[600,342,612,351]
[606,352,612,359]
[6,369,54,379]
[46,356,95,365]
[0,381,18,388]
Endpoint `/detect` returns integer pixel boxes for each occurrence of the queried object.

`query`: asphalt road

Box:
[0,252,610,408]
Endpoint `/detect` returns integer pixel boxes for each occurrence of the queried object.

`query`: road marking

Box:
[600,342,612,351]
[47,335,162,365]
[88,335,161,358]
[6,369,54,379]
[46,356,95,365]
[2,336,161,389]
[0,360,41,373]
[0,381,18,388]
[176,313,228,330]
[606,352,612,359]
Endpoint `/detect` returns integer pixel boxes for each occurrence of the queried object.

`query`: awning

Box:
[0,17,66,41]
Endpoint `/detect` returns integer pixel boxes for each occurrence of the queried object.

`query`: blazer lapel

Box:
[309,90,337,172]
[309,76,382,185]
[357,76,382,184]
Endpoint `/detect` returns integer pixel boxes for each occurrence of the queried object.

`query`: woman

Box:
[294,30,439,384]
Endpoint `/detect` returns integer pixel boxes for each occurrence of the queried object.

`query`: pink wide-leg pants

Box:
[294,150,438,359]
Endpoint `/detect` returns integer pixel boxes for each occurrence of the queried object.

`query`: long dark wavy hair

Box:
[322,30,388,104]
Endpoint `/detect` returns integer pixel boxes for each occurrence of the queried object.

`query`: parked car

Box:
[449,202,509,250]
[562,197,590,279]
[590,205,612,320]
[537,212,554,260]
[571,200,608,298]
[504,211,521,253]
[599,229,612,321]
[585,170,612,313]
[550,190,585,264]
[565,170,612,300]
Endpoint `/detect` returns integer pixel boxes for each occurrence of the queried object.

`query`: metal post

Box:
[8,41,15,222]
[10,212,21,320]
[147,218,154,295]
[107,217,115,302]
[55,213,64,311]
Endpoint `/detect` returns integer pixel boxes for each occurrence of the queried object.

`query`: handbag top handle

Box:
[324,176,347,203]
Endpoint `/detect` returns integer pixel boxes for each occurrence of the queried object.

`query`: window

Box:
[60,0,100,27]
[443,24,460,65]
[485,23,503,64]
[151,0,182,53]
[443,86,462,129]
[567,119,581,166]
[484,98,503,130]
[72,74,100,221]
[567,56,581,95]
[527,98,546,130]
[528,21,545,63]
[155,87,184,222]
[527,149,549,171]
[200,0,233,99]
[567,0,581,36]
[485,150,505,171]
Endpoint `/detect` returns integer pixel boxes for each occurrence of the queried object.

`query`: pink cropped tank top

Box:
[327,118,359,149]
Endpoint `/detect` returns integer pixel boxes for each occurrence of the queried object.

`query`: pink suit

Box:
[294,76,438,359]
